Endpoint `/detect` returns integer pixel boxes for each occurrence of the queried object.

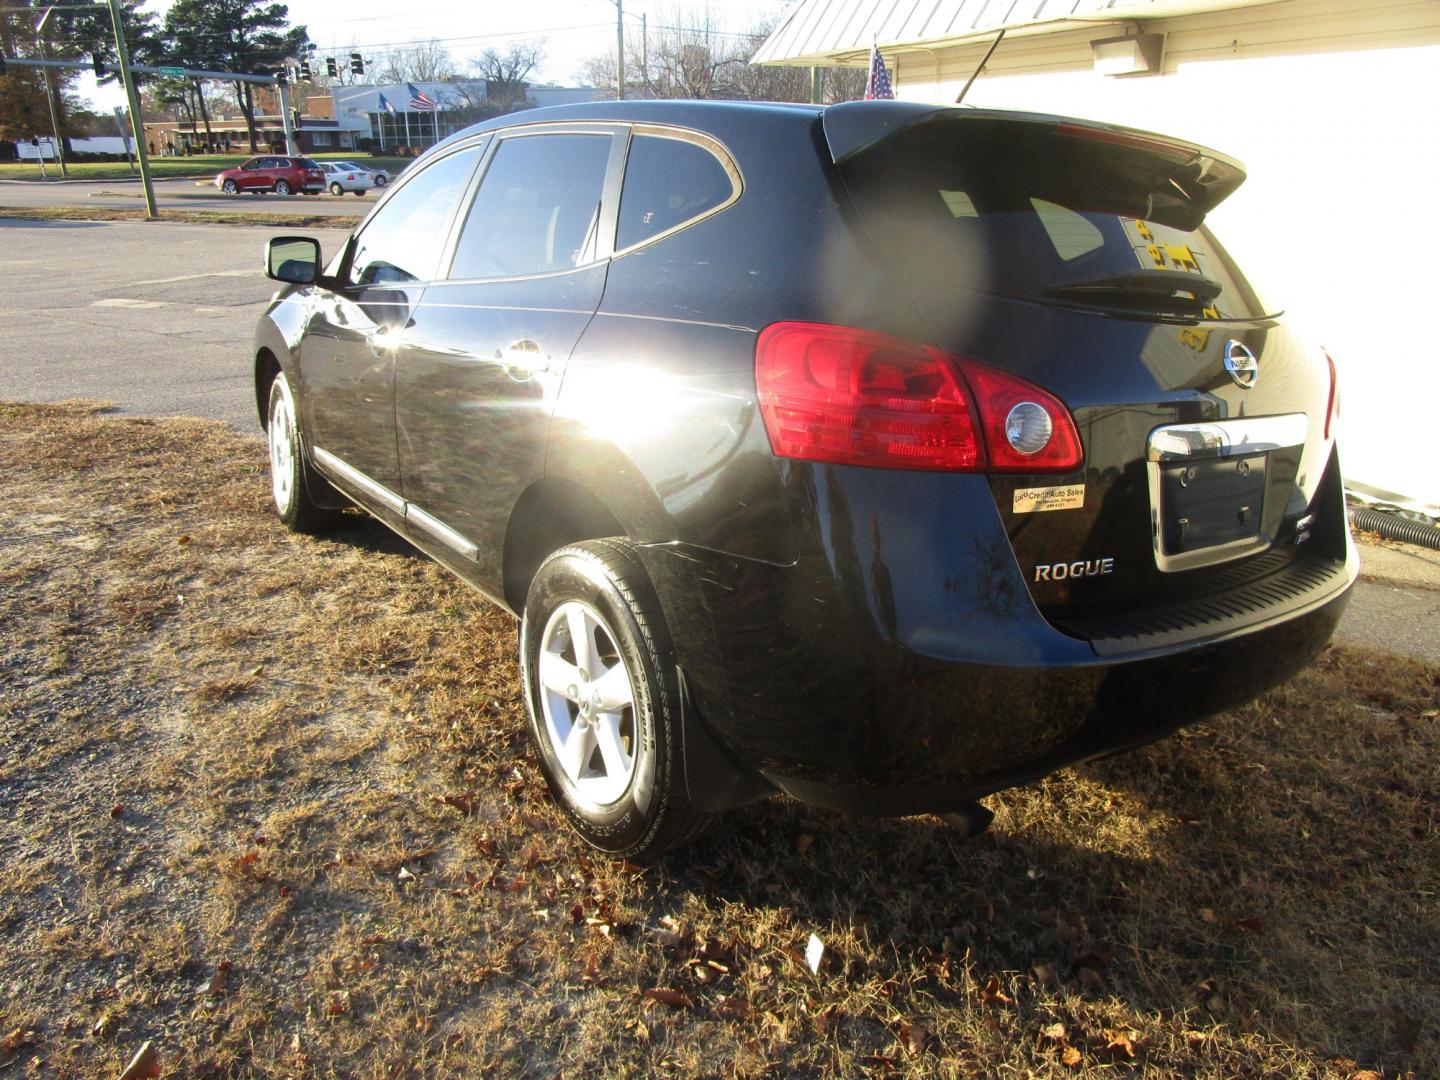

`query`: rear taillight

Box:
[755,322,1082,473]
[1322,348,1340,439]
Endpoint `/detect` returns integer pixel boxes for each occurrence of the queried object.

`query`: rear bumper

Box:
[638,458,1356,815]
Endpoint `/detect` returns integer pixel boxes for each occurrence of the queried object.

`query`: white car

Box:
[318,161,390,195]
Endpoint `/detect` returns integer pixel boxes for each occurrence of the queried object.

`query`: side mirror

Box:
[266,236,320,285]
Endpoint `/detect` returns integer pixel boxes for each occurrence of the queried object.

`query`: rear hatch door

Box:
[830,106,1341,642]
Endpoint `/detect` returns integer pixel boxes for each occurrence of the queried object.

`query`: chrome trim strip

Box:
[405,504,479,561]
[310,446,404,515]
[1146,413,1307,462]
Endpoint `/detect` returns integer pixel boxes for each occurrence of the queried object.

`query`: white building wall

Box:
[889,0,1440,507]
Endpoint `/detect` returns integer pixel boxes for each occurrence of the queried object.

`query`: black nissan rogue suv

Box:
[253,100,1356,859]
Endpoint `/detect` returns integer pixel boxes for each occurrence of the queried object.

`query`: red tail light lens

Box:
[1322,348,1340,439]
[755,322,1082,473]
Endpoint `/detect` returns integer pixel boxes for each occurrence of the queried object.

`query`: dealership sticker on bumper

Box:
[1013,484,1085,513]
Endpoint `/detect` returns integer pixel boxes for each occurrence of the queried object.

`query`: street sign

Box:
[155,65,186,77]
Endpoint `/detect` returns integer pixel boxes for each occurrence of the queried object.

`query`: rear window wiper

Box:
[1044,269,1222,315]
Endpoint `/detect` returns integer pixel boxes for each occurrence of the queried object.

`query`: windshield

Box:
[840,118,1267,320]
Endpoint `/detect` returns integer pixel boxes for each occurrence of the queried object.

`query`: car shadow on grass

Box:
[647,659,1437,1073]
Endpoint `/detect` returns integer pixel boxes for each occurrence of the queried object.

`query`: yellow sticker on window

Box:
[1013,484,1085,513]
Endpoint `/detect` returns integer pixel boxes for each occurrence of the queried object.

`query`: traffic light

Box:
[275,67,288,85]
[349,52,364,75]
[93,53,107,77]
[0,54,7,77]
[300,59,312,80]
[325,56,337,79]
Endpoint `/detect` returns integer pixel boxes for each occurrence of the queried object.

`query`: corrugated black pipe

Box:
[1350,507,1440,551]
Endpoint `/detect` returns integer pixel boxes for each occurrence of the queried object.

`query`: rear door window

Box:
[346,145,482,287]
[448,133,613,280]
[616,133,737,249]
[841,118,1264,319]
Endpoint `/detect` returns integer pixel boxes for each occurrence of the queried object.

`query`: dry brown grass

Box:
[0,401,1435,1078]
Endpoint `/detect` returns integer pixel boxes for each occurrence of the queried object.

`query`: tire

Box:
[274,179,291,196]
[221,179,237,194]
[329,182,343,196]
[522,539,712,861]
[373,174,387,187]
[266,372,340,535]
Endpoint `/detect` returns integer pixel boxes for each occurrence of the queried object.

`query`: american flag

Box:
[407,83,439,111]
[864,43,894,100]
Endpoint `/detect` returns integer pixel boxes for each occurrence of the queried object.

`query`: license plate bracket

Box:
[1159,452,1267,555]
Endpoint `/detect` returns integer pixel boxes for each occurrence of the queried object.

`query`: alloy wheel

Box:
[536,600,638,807]
[268,383,295,512]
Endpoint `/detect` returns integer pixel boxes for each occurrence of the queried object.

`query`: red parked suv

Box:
[215,155,325,195]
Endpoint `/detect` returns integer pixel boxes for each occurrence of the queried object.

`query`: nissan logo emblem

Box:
[1223,340,1259,389]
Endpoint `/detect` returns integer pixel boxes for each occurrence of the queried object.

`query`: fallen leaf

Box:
[325,992,350,1017]
[438,793,478,815]
[109,804,125,819]
[1061,1046,1082,1067]
[1041,1022,1066,1043]
[0,1028,37,1057]
[1349,1072,1382,1080]
[898,1021,927,1057]
[641,988,693,1009]
[397,866,416,883]
[117,1041,160,1080]
[978,975,1014,1006]
[1104,1029,1138,1058]
[717,996,751,1020]
[1231,915,1264,934]
[92,1015,117,1039]
[201,960,231,997]
[795,833,815,856]
[1199,907,1217,924]
[1031,962,1058,986]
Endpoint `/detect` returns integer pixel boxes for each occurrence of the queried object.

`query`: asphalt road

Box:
[0,176,375,216]
[1,215,1432,663]
[0,217,350,430]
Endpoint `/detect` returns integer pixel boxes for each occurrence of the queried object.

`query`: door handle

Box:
[497,340,549,376]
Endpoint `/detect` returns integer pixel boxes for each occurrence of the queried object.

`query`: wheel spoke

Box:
[566,606,595,676]
[594,712,632,781]
[592,661,633,712]
[557,719,592,782]
[537,649,582,699]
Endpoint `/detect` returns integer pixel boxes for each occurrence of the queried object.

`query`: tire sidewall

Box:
[275,179,290,195]
[522,549,670,851]
[329,182,343,196]
[222,180,237,194]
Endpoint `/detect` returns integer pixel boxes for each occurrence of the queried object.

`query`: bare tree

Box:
[578,12,858,103]
[471,42,544,110]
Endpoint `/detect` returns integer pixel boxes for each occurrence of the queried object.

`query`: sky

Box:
[82,0,791,111]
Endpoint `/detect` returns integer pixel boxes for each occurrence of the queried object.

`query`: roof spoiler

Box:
[823,101,1247,229]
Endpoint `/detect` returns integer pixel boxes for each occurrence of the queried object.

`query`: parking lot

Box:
[0,217,350,429]
[0,176,378,217]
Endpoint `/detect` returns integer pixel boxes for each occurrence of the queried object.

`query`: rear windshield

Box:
[840,118,1266,320]
[299,158,321,169]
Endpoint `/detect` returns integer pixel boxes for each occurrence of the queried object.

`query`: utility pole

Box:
[106,0,157,219]
[35,7,68,176]
[277,74,298,156]
[613,0,624,100]
[641,13,648,96]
